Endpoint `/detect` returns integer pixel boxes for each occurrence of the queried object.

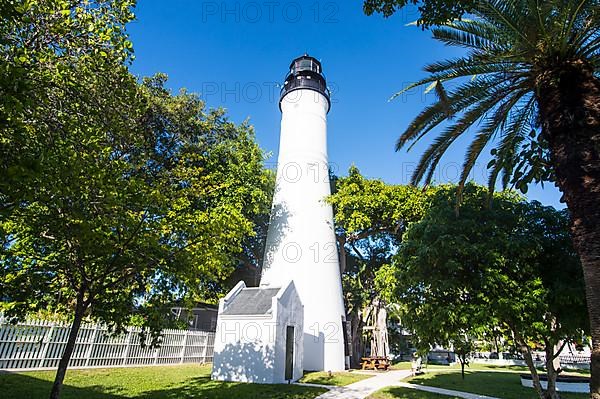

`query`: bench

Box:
[361,356,390,371]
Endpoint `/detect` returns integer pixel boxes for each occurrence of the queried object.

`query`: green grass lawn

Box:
[369,387,462,399]
[389,361,414,371]
[0,364,327,399]
[390,360,531,373]
[408,370,588,399]
[426,363,530,372]
[299,370,373,386]
[391,361,589,376]
[426,363,590,375]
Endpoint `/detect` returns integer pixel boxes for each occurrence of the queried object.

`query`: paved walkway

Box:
[304,370,412,399]
[297,370,501,399]
[397,382,499,399]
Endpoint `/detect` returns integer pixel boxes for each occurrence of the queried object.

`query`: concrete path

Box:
[307,370,412,399]
[298,370,501,399]
[397,382,500,399]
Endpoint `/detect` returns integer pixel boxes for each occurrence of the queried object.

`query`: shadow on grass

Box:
[0,372,126,399]
[371,386,461,399]
[471,364,541,373]
[138,375,325,399]
[410,371,588,399]
[0,372,326,399]
[299,370,371,387]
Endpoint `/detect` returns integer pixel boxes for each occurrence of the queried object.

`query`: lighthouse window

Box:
[298,60,311,68]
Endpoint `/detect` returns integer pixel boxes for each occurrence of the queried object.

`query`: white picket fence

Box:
[0,318,215,371]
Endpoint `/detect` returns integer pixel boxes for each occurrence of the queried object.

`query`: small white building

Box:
[211,281,304,384]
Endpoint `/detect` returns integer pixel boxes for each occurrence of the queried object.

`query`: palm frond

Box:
[561,0,593,55]
[410,84,520,185]
[397,77,521,152]
[431,22,498,50]
[389,77,442,102]
[395,0,598,201]
[456,89,529,200]
[424,57,528,77]
[477,0,536,52]
[577,27,600,58]
[487,96,536,194]
[434,80,453,118]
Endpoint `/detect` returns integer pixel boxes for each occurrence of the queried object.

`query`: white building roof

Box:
[221,287,280,316]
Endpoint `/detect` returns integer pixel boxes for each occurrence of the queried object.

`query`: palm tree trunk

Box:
[537,59,600,399]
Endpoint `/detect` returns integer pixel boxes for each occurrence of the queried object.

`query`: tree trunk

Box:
[519,340,546,399]
[544,343,561,399]
[49,291,88,399]
[537,59,600,399]
[370,300,389,359]
[338,235,347,274]
[350,311,364,368]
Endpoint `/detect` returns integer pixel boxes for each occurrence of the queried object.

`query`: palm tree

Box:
[395,0,599,398]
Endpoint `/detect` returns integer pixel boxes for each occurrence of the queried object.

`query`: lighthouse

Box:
[260,54,346,372]
[211,55,346,383]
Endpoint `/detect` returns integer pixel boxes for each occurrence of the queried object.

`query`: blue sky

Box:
[127,0,564,209]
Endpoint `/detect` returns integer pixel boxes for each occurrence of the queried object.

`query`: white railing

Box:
[470,351,590,369]
[0,318,215,371]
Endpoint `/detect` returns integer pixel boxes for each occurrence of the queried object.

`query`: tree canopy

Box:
[1,0,138,209]
[389,184,587,398]
[367,2,599,394]
[1,2,272,398]
[2,73,270,329]
[363,0,475,26]
[327,166,433,365]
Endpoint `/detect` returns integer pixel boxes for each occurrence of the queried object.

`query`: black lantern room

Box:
[279,54,331,112]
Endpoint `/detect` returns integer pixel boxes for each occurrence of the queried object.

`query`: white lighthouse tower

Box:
[260,55,346,372]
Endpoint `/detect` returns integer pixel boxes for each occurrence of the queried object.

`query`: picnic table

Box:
[361,356,390,370]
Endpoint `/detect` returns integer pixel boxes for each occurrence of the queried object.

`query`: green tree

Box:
[1,73,270,398]
[327,166,432,366]
[1,0,137,212]
[391,184,588,399]
[2,3,271,398]
[363,0,476,26]
[223,169,276,291]
[365,1,600,395]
